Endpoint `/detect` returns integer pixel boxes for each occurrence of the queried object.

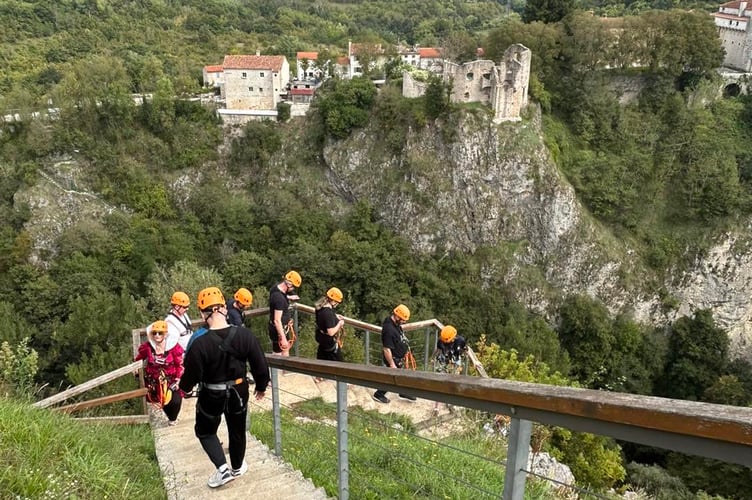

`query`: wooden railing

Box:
[32,360,149,424]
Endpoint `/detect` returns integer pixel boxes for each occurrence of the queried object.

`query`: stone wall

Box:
[402,44,531,122]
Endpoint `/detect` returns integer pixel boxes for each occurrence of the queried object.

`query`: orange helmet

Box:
[326,287,343,303]
[440,325,457,343]
[393,304,410,322]
[197,287,225,311]
[170,291,190,307]
[151,320,168,334]
[234,287,253,307]
[284,270,302,287]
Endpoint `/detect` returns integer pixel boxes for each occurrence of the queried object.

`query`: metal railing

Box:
[261,356,752,500]
[119,304,752,497]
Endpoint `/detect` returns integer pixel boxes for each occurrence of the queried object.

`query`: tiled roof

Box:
[223,55,285,71]
[336,56,350,66]
[418,47,441,58]
[297,51,318,60]
[720,0,746,8]
[203,65,223,73]
[713,11,748,20]
[290,88,314,95]
[350,43,383,56]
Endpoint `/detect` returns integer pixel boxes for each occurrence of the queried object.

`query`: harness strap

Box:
[200,378,244,391]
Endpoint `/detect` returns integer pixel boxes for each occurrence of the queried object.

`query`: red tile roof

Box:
[337,56,350,66]
[290,88,314,95]
[713,11,748,20]
[223,55,285,72]
[297,51,318,60]
[204,65,223,73]
[350,43,383,56]
[720,0,746,8]
[418,47,441,58]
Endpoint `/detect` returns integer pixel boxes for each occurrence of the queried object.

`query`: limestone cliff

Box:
[322,108,752,358]
[14,109,752,358]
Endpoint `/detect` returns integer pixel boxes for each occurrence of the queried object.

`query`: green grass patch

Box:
[0,397,164,499]
[250,398,555,499]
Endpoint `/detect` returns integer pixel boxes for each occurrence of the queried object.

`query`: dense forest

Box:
[1,0,752,498]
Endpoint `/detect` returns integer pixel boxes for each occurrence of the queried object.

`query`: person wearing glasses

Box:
[135,320,184,426]
[314,287,346,363]
[165,291,193,352]
[372,304,416,404]
[268,270,301,356]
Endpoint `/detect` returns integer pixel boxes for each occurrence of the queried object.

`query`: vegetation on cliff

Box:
[2,0,752,497]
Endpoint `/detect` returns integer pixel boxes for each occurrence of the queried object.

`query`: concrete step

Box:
[152,398,333,500]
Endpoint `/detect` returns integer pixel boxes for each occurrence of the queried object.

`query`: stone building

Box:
[202,65,223,88]
[222,54,290,110]
[402,44,531,123]
[712,0,752,71]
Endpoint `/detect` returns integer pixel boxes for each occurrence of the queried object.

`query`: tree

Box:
[424,75,450,120]
[312,77,377,139]
[557,295,615,387]
[522,0,575,24]
[52,55,135,139]
[145,260,225,320]
[657,310,729,401]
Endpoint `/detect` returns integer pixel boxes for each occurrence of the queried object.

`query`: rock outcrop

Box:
[323,108,752,358]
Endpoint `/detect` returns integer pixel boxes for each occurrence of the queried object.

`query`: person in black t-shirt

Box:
[372,304,416,404]
[432,325,467,414]
[226,287,253,327]
[179,286,270,489]
[433,325,467,374]
[314,287,346,364]
[268,270,301,356]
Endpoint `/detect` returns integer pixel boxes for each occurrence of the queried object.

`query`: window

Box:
[248,87,253,92]
[466,72,474,80]
[259,88,263,93]
[242,72,247,79]
[260,72,265,77]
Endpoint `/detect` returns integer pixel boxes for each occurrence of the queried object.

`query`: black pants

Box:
[163,391,182,422]
[317,346,343,362]
[374,358,405,399]
[194,384,248,470]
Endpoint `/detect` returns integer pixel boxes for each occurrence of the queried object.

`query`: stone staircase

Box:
[151,373,446,499]
[151,396,330,500]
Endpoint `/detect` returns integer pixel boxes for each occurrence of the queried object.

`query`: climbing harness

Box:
[403,349,417,371]
[146,369,172,409]
[336,327,347,349]
[285,319,297,348]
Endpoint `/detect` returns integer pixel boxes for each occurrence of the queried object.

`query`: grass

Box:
[250,398,556,499]
[0,397,164,499]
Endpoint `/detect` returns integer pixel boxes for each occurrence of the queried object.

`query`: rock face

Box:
[13,158,119,267]
[322,108,752,358]
[14,111,752,358]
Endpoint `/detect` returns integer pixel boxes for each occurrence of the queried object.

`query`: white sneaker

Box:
[207,466,234,488]
[232,460,248,477]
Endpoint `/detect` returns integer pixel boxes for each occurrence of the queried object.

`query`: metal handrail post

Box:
[502,417,532,500]
[364,329,370,365]
[271,368,282,457]
[337,380,350,500]
[293,307,299,357]
[423,327,432,370]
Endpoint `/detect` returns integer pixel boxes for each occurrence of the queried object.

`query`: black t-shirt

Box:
[268,285,291,336]
[436,335,466,363]
[179,325,270,396]
[315,306,338,351]
[381,316,408,361]
[226,299,244,327]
